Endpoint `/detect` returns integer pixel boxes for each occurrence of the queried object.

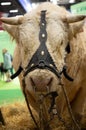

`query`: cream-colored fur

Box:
[1,2,86,129]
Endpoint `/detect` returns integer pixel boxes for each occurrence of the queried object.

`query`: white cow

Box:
[0,2,86,130]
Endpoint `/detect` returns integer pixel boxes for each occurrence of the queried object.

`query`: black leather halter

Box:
[11,10,73,82]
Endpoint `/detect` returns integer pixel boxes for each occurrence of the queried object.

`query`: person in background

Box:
[2,48,13,82]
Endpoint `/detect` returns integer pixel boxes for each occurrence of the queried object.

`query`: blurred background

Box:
[0,0,86,18]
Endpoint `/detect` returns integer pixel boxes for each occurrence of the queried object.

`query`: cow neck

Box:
[11,10,73,82]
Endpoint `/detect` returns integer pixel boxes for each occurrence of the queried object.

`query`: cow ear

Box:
[0,16,23,40]
[68,20,85,40]
[63,15,85,23]
[0,16,23,25]
[2,23,18,40]
[62,15,85,39]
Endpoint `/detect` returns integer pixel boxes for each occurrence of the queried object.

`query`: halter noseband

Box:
[11,10,73,82]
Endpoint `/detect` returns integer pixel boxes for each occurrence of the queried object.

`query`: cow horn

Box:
[0,16,23,25]
[64,15,85,23]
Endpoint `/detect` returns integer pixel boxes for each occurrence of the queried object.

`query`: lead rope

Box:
[59,79,81,130]
[22,78,40,130]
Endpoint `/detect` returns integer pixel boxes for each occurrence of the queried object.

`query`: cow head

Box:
[0,2,85,124]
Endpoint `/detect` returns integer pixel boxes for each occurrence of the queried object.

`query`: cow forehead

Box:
[19,12,68,44]
[18,12,68,52]
[19,2,68,28]
[17,2,69,47]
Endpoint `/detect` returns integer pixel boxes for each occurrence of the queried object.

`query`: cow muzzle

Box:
[25,69,59,93]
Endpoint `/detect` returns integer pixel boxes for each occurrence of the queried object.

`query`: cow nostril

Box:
[30,77,35,86]
[47,77,53,87]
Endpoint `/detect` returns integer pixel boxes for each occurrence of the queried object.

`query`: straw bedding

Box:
[0,102,38,130]
[0,101,86,130]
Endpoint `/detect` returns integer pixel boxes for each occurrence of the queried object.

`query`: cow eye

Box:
[65,43,70,54]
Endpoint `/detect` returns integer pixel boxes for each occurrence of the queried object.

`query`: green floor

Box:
[0,78,25,106]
